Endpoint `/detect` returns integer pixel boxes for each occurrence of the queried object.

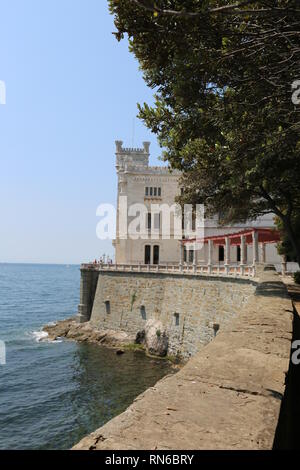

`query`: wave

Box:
[30,330,62,343]
[31,331,49,342]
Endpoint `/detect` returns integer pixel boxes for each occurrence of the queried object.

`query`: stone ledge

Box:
[72,270,293,450]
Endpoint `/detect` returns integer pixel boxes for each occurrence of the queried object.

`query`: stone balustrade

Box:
[81,262,256,278]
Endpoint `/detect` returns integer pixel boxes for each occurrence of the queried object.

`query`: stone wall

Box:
[78,268,99,323]
[88,271,257,358]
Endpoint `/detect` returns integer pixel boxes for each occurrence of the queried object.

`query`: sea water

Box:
[0,264,173,450]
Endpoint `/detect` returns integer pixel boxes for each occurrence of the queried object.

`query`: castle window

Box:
[145,187,162,198]
[144,245,151,264]
[104,300,110,314]
[174,312,180,326]
[147,213,152,230]
[140,305,146,320]
[153,245,160,265]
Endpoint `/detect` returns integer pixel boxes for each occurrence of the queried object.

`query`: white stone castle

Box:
[113,141,282,270]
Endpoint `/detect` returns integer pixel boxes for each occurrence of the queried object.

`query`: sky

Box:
[0,0,162,264]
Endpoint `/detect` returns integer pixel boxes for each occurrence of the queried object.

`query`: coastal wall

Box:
[74,269,294,450]
[78,269,99,323]
[87,270,257,358]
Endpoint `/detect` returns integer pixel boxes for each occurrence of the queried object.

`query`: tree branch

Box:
[130,0,299,18]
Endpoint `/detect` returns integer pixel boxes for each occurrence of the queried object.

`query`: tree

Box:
[108,0,300,263]
[276,213,300,261]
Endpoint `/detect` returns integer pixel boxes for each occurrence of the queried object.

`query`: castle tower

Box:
[112,140,181,265]
[115,140,150,173]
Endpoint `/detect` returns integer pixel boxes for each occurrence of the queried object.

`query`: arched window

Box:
[153,245,160,265]
[140,305,146,320]
[144,245,151,264]
[104,300,110,315]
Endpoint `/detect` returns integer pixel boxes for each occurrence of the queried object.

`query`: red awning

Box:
[182,228,280,246]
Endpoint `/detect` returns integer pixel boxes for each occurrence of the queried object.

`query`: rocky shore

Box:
[42,317,172,358]
[42,318,136,350]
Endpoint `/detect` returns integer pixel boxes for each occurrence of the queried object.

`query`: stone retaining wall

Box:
[88,271,257,358]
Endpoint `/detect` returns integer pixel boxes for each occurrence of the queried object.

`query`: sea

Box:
[0,263,173,450]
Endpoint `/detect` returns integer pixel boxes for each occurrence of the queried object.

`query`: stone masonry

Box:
[86,269,257,358]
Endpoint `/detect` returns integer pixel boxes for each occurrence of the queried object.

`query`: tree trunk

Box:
[282,216,300,267]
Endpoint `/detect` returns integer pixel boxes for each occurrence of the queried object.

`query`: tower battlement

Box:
[115,140,150,173]
[115,140,150,155]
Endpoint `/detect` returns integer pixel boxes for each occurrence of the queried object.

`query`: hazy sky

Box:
[0,0,162,264]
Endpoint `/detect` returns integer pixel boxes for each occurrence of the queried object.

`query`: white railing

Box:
[81,262,256,278]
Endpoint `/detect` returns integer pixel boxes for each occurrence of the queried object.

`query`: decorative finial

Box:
[115,140,123,153]
[143,141,150,154]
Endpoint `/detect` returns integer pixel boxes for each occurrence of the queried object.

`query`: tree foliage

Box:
[108,0,300,262]
[276,214,300,261]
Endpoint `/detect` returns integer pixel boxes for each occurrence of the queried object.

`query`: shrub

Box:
[130,292,137,311]
[294,271,300,285]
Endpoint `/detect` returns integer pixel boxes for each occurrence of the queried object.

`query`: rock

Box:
[144,319,168,357]
[116,349,125,355]
[43,318,75,341]
[42,319,135,349]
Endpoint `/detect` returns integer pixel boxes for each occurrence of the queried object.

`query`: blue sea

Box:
[0,264,173,450]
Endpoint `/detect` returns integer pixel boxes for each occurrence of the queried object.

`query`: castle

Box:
[75,142,294,450]
[112,140,282,268]
[78,141,285,358]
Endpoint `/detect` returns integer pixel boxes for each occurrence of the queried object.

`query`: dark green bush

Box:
[294,271,300,285]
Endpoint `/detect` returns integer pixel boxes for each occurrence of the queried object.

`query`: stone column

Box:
[208,239,213,274]
[240,236,246,264]
[193,244,197,265]
[186,246,189,265]
[281,255,287,275]
[179,243,184,266]
[225,236,230,274]
[240,235,246,275]
[193,243,197,273]
[252,230,259,265]
[261,243,266,263]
